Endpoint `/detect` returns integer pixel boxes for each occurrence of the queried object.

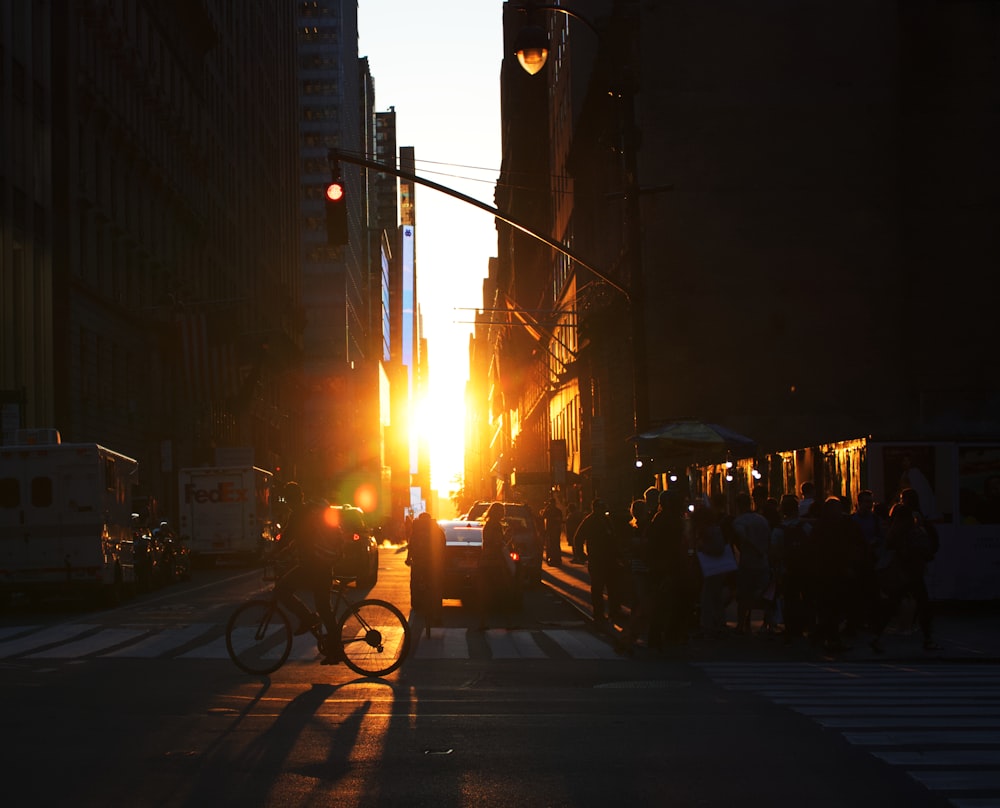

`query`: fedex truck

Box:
[177,466,273,565]
[0,430,137,604]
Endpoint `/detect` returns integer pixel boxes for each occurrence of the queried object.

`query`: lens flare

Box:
[354,484,378,513]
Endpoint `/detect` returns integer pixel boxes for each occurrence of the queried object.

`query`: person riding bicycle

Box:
[270,481,345,662]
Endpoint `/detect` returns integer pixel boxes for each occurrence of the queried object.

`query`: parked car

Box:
[501,503,544,586]
[438,518,523,608]
[328,505,379,588]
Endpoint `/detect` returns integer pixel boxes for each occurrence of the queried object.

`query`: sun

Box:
[412,390,466,493]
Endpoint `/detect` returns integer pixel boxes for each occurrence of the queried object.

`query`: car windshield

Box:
[440,520,483,546]
[463,502,490,521]
[499,505,534,531]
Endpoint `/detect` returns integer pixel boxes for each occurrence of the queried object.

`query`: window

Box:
[299,53,338,71]
[30,476,52,508]
[0,478,20,508]
[302,80,338,96]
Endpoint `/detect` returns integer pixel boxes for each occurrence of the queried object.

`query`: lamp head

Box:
[514,24,549,75]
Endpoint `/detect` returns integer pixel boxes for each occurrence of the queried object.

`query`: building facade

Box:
[2,1,427,536]
[482,0,1000,513]
[1,1,301,520]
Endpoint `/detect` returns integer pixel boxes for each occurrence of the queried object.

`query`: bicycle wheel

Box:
[336,598,411,676]
[226,599,293,675]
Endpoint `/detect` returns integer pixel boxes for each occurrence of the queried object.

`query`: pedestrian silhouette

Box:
[542,498,564,566]
[407,511,446,635]
[575,498,618,625]
[477,502,509,630]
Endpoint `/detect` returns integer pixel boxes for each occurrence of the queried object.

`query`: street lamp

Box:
[512,5,600,75]
[510,0,649,454]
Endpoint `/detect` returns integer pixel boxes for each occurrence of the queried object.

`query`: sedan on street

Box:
[438,519,522,609]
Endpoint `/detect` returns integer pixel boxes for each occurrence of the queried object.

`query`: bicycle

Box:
[226,567,411,677]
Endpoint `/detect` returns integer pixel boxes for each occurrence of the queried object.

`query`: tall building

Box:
[396,147,426,514]
[374,109,400,252]
[371,108,398,529]
[1,2,301,519]
[294,0,377,506]
[486,0,1000,511]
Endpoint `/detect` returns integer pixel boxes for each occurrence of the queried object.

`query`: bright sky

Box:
[358,2,503,496]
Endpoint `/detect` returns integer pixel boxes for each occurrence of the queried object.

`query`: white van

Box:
[177,465,273,565]
[0,430,137,604]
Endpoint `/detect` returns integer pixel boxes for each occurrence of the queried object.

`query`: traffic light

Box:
[325,176,348,246]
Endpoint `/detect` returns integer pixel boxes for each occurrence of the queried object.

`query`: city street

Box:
[4,6,998,807]
[1,548,996,807]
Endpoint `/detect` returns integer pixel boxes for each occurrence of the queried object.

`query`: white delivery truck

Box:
[177,466,273,565]
[0,429,138,604]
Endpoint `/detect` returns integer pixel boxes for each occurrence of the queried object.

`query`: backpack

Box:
[905,524,933,563]
[294,502,345,565]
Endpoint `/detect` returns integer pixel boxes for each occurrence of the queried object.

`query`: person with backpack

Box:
[770,493,814,643]
[271,482,345,663]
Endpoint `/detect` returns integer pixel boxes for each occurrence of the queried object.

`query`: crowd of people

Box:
[549,483,941,656]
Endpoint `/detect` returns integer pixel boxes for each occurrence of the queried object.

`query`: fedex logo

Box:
[184,482,248,504]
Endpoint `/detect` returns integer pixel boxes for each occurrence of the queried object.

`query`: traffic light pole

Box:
[328,148,630,302]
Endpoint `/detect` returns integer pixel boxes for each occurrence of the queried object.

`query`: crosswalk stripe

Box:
[542,629,620,659]
[409,627,621,660]
[0,625,40,641]
[872,750,1000,766]
[0,624,98,657]
[696,662,1000,807]
[26,628,147,659]
[287,634,324,661]
[178,635,231,659]
[414,627,470,659]
[773,697,997,706]
[908,771,1000,791]
[818,716,1000,729]
[101,624,216,658]
[487,629,547,659]
[843,730,1000,746]
[748,689,1000,700]
[0,622,621,662]
[798,706,1000,717]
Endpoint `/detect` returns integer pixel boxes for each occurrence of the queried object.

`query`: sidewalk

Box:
[540,555,1000,663]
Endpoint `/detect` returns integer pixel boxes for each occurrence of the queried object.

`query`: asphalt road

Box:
[0,549,993,807]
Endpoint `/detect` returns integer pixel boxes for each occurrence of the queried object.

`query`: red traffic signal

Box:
[325,178,348,246]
